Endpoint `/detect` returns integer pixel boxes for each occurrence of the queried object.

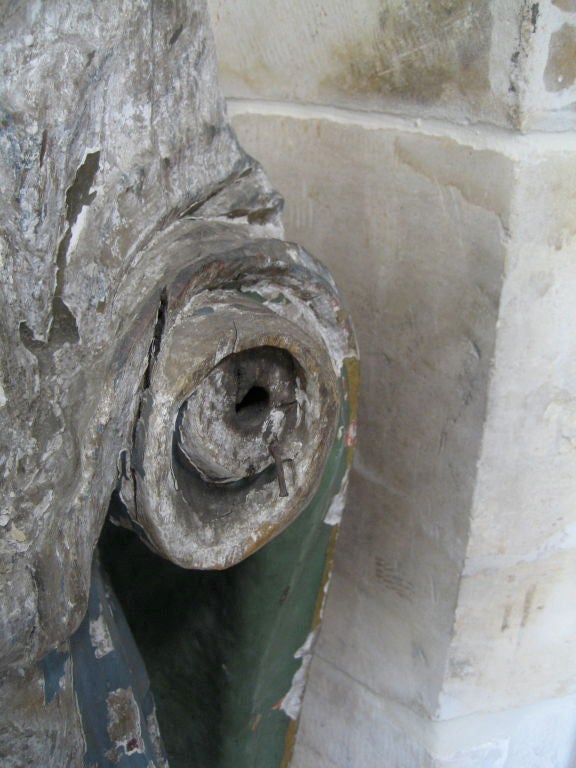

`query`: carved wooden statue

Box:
[0,2,357,766]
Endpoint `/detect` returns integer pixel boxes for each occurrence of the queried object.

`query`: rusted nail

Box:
[269,441,289,498]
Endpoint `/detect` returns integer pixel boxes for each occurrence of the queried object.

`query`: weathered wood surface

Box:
[0,1,254,671]
[0,1,357,765]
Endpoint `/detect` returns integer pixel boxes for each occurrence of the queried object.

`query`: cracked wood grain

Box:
[0,2,357,765]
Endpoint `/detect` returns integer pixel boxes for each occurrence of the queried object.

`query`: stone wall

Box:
[207,2,576,766]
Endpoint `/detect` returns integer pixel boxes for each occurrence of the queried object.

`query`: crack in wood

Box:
[129,288,169,514]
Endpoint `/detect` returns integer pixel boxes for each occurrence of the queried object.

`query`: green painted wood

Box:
[217,375,351,768]
[102,360,356,767]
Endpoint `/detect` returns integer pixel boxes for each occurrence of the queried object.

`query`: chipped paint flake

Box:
[344,419,357,448]
[243,280,357,378]
[324,469,350,526]
[106,687,144,756]
[67,203,91,256]
[89,607,114,659]
[9,524,27,543]
[38,647,70,704]
[280,629,319,720]
[263,407,286,439]
[146,707,169,768]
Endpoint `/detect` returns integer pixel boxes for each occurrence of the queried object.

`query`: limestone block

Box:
[210,0,576,131]
[545,23,576,92]
[230,113,513,737]
[209,0,515,127]
[438,151,576,718]
[292,655,433,768]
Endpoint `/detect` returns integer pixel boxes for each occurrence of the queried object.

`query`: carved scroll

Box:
[0,2,357,766]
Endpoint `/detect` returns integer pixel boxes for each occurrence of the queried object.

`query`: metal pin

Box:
[269,441,289,498]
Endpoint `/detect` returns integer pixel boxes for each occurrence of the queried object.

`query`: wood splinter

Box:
[269,441,289,498]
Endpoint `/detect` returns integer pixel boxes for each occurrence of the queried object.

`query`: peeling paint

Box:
[324,469,349,526]
[246,281,357,378]
[344,419,357,448]
[89,607,114,659]
[106,686,145,757]
[38,647,69,705]
[280,629,319,720]
[67,204,92,258]
[9,524,27,543]
[0,3,356,763]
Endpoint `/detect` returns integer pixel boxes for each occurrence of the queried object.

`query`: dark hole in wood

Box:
[234,385,269,427]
